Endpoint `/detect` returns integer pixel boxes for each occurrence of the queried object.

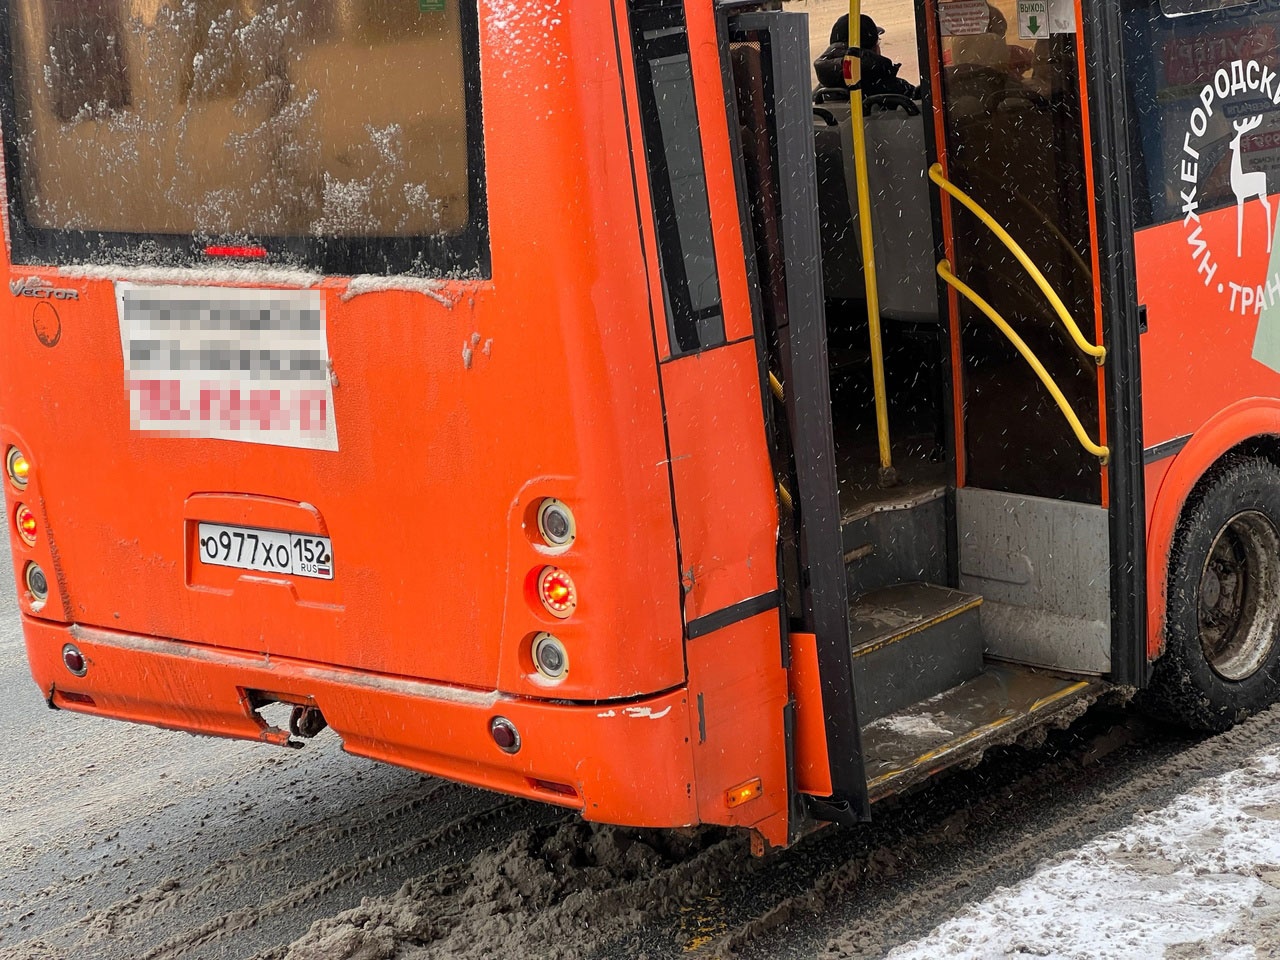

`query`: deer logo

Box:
[1231,114,1273,258]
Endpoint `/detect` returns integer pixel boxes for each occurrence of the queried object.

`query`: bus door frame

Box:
[719,7,870,824]
[1081,0,1149,687]
[914,0,1148,686]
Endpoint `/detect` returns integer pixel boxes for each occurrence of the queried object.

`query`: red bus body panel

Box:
[1136,202,1280,659]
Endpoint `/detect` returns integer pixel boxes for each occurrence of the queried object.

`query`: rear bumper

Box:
[23,618,700,828]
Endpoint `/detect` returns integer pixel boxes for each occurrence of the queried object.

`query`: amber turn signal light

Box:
[536,498,576,548]
[6,447,29,489]
[725,777,763,808]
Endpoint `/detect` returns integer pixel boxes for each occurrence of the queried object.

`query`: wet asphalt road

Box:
[0,535,548,960]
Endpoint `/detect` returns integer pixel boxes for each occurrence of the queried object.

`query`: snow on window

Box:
[7,0,468,240]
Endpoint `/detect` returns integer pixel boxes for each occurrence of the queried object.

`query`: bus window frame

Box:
[626,0,727,357]
[0,0,491,279]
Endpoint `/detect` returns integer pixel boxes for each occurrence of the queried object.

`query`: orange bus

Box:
[5,0,1280,853]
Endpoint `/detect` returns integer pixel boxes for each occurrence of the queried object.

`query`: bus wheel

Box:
[1149,455,1280,732]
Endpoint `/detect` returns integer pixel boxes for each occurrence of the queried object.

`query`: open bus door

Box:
[723,0,1148,824]
[722,8,870,825]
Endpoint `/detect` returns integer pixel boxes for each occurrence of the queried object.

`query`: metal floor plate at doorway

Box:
[862,664,1105,802]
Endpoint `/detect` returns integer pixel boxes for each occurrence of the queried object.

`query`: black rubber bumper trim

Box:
[1144,434,1192,465]
[686,590,781,640]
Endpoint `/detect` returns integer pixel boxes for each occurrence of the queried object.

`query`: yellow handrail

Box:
[849,0,895,485]
[778,482,794,513]
[928,164,1106,366]
[937,260,1109,463]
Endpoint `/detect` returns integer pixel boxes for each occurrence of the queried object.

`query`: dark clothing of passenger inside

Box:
[814,14,922,101]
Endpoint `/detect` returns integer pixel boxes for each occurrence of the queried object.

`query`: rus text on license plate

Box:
[197,523,334,580]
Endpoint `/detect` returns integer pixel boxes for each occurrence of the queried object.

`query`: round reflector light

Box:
[532,632,569,681]
[490,716,521,753]
[15,504,37,545]
[24,561,48,603]
[6,448,30,489]
[62,643,87,676]
[537,567,577,618]
[536,498,576,548]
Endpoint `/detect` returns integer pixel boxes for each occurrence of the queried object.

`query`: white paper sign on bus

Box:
[1017,0,1048,40]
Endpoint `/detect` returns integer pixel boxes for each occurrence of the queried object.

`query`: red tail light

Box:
[15,503,37,545]
[538,567,577,618]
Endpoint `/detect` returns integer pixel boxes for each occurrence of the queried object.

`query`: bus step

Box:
[841,484,947,598]
[850,582,984,724]
[861,664,1104,803]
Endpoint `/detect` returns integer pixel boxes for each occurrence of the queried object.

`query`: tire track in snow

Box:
[73,779,460,947]
[138,799,542,960]
[2,766,559,960]
[3,776,457,957]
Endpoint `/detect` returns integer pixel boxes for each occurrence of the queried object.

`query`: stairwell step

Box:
[850,582,985,724]
[841,486,947,598]
[850,583,982,654]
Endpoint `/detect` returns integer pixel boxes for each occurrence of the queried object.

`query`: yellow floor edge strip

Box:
[851,597,984,659]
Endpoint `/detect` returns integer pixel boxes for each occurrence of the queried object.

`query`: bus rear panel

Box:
[0,0,791,846]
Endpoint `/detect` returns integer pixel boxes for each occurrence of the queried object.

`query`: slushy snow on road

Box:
[881,746,1280,960]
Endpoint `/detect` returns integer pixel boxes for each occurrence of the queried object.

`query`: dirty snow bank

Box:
[869,745,1280,960]
[278,819,740,960]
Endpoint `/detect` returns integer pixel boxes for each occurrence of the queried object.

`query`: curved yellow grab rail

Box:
[937,260,1109,463]
[929,164,1106,366]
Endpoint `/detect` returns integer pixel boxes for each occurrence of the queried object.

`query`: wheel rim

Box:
[1198,510,1280,681]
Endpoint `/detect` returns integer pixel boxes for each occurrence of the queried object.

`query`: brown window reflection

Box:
[47,0,131,122]
[8,0,469,240]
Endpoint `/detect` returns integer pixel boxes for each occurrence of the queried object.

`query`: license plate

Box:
[197,523,334,580]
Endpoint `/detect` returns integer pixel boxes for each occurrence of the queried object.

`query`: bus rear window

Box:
[0,0,488,276]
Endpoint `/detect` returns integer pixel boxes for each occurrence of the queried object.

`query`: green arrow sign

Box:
[1028,15,1040,33]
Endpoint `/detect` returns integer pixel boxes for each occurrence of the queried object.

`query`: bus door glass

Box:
[930,0,1103,504]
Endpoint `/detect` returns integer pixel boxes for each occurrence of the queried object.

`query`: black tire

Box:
[1147,455,1280,732]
